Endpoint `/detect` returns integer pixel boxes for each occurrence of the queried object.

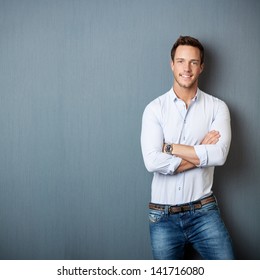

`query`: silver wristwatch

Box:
[165,144,173,155]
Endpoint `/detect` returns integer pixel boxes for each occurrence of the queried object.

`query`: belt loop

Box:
[164,205,169,215]
[189,203,195,213]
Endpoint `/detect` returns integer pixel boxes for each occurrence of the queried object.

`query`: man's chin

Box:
[177,82,195,89]
[175,79,198,89]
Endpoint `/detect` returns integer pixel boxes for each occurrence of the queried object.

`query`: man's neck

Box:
[173,84,198,108]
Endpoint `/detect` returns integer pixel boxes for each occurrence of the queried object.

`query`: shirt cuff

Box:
[194,145,207,167]
[167,156,182,174]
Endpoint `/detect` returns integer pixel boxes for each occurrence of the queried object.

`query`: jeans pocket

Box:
[149,209,164,223]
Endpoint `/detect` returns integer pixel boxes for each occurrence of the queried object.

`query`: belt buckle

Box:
[169,206,175,214]
[196,202,202,209]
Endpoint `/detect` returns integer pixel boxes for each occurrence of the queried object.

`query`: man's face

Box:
[171,45,204,90]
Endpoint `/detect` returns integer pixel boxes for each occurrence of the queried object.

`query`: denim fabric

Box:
[149,201,234,260]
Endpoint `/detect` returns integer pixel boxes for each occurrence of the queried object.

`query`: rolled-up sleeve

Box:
[194,99,231,167]
[141,103,182,175]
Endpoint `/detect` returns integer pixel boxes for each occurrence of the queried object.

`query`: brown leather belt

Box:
[149,195,216,214]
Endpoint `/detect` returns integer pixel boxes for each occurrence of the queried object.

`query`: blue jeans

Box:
[149,200,234,260]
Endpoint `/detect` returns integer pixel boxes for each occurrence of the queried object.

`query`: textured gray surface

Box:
[0,0,259,259]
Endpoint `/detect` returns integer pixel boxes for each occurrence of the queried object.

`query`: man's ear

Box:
[200,63,204,74]
[170,60,174,72]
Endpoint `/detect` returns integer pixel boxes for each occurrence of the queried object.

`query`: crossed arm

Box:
[141,100,231,175]
[163,130,220,173]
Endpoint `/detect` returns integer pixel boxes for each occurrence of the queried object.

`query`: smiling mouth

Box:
[180,74,193,78]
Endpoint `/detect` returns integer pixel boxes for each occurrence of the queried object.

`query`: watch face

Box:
[165,144,172,154]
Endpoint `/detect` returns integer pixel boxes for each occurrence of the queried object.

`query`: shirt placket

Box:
[174,100,187,203]
[174,99,195,204]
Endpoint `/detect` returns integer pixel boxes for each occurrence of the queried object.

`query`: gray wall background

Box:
[0,0,259,260]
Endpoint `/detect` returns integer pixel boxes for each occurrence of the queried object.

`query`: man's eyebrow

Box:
[175,58,200,62]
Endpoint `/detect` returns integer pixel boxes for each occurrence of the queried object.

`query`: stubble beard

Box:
[174,74,199,90]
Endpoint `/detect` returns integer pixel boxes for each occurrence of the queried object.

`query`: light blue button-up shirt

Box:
[141,88,231,205]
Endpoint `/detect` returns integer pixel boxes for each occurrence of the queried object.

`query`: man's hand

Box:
[200,130,220,144]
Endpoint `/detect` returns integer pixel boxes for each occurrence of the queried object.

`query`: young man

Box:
[141,36,234,260]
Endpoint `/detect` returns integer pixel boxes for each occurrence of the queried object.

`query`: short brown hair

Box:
[171,36,204,64]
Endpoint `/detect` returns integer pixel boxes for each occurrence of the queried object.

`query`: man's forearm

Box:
[171,144,200,166]
[164,143,200,166]
[175,159,196,173]
[162,130,221,170]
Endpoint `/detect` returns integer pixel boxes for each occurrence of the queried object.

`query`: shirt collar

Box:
[170,87,200,102]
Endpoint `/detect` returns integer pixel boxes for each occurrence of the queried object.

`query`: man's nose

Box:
[184,62,191,71]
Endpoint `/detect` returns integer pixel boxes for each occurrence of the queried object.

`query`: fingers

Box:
[200,130,220,144]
